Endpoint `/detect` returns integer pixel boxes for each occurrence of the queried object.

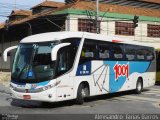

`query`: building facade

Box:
[0,0,160,70]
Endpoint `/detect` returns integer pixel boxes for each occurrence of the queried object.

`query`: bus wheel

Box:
[135,79,143,94]
[76,83,89,105]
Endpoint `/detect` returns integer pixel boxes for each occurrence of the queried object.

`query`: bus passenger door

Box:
[56,46,74,101]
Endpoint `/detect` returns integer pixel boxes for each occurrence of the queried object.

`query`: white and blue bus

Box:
[3,32,156,104]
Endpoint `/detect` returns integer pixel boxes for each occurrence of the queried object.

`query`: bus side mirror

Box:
[51,43,71,61]
[3,45,18,62]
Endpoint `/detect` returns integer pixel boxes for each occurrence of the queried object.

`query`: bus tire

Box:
[135,78,143,94]
[76,83,89,105]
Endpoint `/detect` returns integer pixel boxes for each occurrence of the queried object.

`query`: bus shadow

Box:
[11,98,76,109]
[155,81,160,85]
[85,88,150,103]
[85,90,134,103]
[11,89,150,108]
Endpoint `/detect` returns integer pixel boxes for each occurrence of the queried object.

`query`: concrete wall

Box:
[65,15,78,32]
[0,41,19,70]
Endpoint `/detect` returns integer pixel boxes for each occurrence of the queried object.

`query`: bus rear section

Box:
[156,49,160,83]
[75,38,156,99]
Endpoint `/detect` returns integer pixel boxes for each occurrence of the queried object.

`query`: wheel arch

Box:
[75,81,90,98]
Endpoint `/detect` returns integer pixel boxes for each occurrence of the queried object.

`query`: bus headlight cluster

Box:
[42,85,52,91]
[10,81,61,93]
[40,81,61,91]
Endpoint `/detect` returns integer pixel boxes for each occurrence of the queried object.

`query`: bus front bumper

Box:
[10,87,57,102]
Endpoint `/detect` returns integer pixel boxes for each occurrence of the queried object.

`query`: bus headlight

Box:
[43,85,52,91]
[42,81,61,91]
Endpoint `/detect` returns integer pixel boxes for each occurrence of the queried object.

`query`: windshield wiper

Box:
[17,44,38,80]
[17,63,28,80]
[27,44,38,80]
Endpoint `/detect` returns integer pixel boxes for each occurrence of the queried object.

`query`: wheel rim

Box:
[81,88,86,98]
[137,82,142,91]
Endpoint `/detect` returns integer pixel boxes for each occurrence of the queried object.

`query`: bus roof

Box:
[20,32,83,43]
[20,31,153,48]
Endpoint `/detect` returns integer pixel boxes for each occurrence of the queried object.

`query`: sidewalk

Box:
[0,72,11,87]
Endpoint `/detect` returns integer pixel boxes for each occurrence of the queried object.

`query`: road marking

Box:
[123,95,160,103]
[143,90,160,93]
[142,88,160,96]
[108,87,160,102]
[114,96,134,101]
[148,88,160,91]
[143,92,160,95]
[142,92,155,95]
[152,103,160,108]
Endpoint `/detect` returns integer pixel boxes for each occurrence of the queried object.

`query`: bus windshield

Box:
[12,42,58,83]
[11,38,81,83]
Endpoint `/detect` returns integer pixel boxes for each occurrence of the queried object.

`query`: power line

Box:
[0,5,30,10]
[0,1,32,22]
[0,2,32,8]
[0,15,8,17]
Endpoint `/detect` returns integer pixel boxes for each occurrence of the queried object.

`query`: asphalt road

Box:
[0,84,159,120]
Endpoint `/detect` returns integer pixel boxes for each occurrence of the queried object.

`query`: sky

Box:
[0,0,64,23]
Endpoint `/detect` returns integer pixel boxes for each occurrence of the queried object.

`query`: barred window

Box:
[147,24,160,38]
[78,19,100,33]
[115,22,134,36]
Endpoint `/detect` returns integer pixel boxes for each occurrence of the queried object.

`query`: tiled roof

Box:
[0,1,159,29]
[65,0,80,4]
[0,2,71,29]
[31,1,65,9]
[71,1,160,17]
[140,0,160,4]
[9,10,32,16]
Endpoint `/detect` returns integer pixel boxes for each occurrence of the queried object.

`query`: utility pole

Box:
[96,0,99,34]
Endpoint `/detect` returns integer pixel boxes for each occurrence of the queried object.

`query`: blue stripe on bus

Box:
[36,81,50,86]
[103,61,150,93]
[76,61,151,93]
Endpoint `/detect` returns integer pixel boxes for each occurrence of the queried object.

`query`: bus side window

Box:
[98,41,110,60]
[125,45,136,61]
[145,48,154,61]
[61,38,81,69]
[136,47,145,60]
[112,44,124,60]
[80,39,97,64]
[56,46,71,76]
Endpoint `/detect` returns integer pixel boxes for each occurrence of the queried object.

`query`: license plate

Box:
[23,95,31,100]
